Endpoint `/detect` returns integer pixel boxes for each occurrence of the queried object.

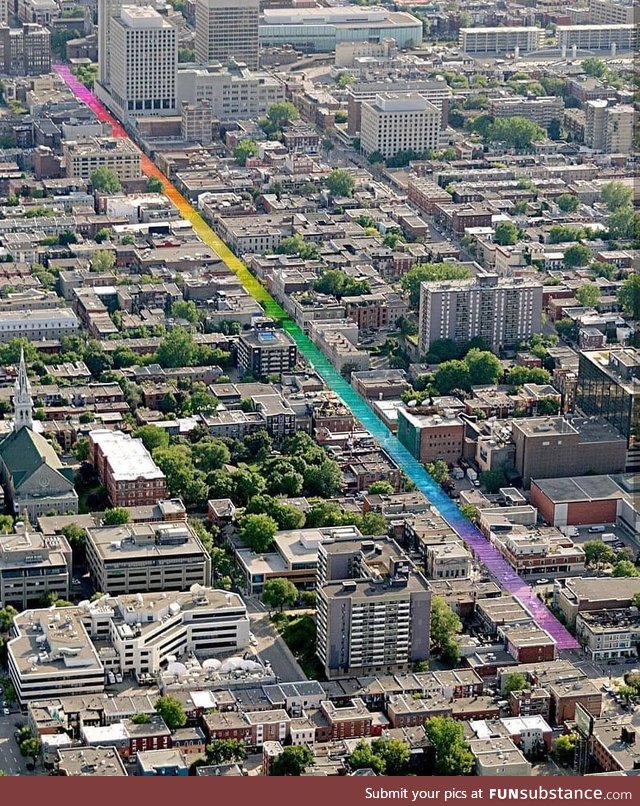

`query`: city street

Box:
[248,610,307,683]
[0,713,31,776]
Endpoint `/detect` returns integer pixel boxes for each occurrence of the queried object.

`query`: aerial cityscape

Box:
[0,0,637,782]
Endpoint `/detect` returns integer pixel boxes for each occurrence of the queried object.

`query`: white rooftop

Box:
[89,429,165,482]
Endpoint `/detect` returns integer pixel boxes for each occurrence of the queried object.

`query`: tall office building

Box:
[576,348,639,470]
[109,6,177,118]
[418,273,543,355]
[360,93,441,160]
[98,0,146,87]
[585,101,635,153]
[195,0,259,70]
[316,535,431,679]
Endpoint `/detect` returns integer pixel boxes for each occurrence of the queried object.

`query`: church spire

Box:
[14,348,33,431]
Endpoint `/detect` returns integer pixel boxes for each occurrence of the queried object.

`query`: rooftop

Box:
[57,746,128,777]
[86,521,207,562]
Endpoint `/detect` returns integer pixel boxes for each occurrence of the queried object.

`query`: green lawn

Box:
[272,613,325,680]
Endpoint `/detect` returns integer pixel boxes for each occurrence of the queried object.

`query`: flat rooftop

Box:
[57,746,128,776]
[87,522,206,563]
[90,430,165,482]
[532,475,625,503]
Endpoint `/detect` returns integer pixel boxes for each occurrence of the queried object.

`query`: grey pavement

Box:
[249,611,307,683]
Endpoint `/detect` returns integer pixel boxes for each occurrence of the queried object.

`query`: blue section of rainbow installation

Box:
[54,64,579,650]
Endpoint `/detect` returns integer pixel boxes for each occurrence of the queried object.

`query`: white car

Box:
[249,633,258,647]
[2,708,9,716]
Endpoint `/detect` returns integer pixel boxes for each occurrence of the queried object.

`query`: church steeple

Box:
[14,348,33,431]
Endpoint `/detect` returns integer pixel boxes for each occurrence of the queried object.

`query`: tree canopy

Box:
[424,717,474,775]
[401,263,472,309]
[90,167,122,194]
[326,169,355,198]
[155,696,187,730]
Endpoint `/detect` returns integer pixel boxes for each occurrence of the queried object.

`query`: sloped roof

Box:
[0,427,65,488]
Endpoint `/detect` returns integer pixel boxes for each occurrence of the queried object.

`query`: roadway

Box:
[0,712,31,776]
[248,608,307,683]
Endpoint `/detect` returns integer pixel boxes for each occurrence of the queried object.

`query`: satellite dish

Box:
[167,662,188,677]
[202,658,221,671]
[166,655,177,664]
[189,583,205,594]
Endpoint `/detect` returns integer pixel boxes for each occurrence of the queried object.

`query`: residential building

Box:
[109,6,178,119]
[556,24,637,50]
[0,308,79,342]
[489,96,565,128]
[468,735,531,776]
[195,0,259,69]
[576,609,640,661]
[418,274,543,355]
[511,416,627,488]
[0,521,71,609]
[0,23,51,75]
[316,535,431,678]
[258,8,423,53]
[360,93,441,160]
[458,27,544,53]
[425,541,472,580]
[585,101,635,153]
[85,521,211,594]
[237,326,298,377]
[89,429,168,507]
[63,137,142,182]
[589,717,640,773]
[56,746,128,776]
[136,749,188,777]
[588,0,635,25]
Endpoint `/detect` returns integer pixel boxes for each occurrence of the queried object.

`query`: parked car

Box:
[537,578,550,585]
[625,657,638,664]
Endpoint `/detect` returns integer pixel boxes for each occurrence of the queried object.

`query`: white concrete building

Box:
[195,0,259,69]
[459,26,544,53]
[360,93,441,160]
[8,588,250,702]
[109,6,177,118]
[0,308,79,342]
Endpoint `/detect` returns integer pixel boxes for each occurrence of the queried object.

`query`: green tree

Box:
[547,118,562,140]
[480,469,506,494]
[0,605,17,632]
[230,468,265,505]
[171,299,199,324]
[61,524,88,564]
[146,176,163,192]
[575,283,600,308]
[0,515,13,534]
[583,540,616,568]
[277,234,321,260]
[371,738,411,776]
[103,507,130,525]
[430,596,462,663]
[401,263,472,309]
[303,459,342,498]
[245,495,305,530]
[618,275,640,320]
[271,745,313,776]
[549,225,586,244]
[464,348,502,386]
[556,194,579,213]
[349,740,386,774]
[504,672,531,696]
[487,117,544,149]
[506,366,551,386]
[206,739,246,765]
[95,227,112,243]
[564,244,592,268]
[234,139,259,166]
[313,269,369,298]
[459,504,477,523]
[608,206,639,241]
[335,72,354,89]
[156,327,197,368]
[90,167,122,194]
[613,560,639,578]
[262,577,298,611]
[368,481,395,495]
[90,250,116,273]
[552,734,577,766]
[537,398,559,416]
[326,168,355,198]
[434,360,471,394]
[239,513,278,553]
[192,439,230,473]
[267,101,299,128]
[130,713,151,724]
[241,430,272,463]
[601,181,632,211]
[582,57,606,78]
[494,221,519,246]
[155,696,187,730]
[134,424,170,453]
[20,737,41,764]
[424,717,474,775]
[426,459,450,486]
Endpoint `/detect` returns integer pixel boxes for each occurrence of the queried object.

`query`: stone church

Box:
[0,350,78,521]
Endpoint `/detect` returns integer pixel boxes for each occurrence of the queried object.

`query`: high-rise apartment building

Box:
[316,535,431,679]
[109,6,177,118]
[195,0,259,70]
[418,274,543,355]
[360,93,441,160]
[585,101,635,153]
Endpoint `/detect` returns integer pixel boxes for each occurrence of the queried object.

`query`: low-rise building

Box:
[554,577,640,627]
[0,308,79,342]
[85,520,211,595]
[576,609,640,661]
